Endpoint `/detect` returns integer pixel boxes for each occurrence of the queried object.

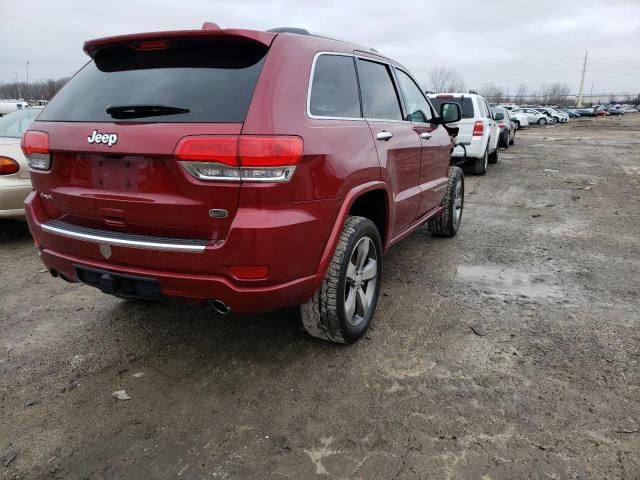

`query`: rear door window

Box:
[429,97,475,119]
[395,69,433,123]
[357,59,403,121]
[38,38,268,123]
[309,54,361,118]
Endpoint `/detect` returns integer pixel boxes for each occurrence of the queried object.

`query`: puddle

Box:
[456,265,564,299]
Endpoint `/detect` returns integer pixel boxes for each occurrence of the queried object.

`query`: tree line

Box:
[0,78,70,101]
[425,67,639,106]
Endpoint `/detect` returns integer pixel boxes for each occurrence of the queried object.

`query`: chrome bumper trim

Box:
[41,220,209,253]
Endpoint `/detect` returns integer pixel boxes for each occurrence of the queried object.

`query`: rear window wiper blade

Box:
[106,104,190,119]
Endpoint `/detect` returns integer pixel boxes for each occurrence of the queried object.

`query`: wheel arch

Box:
[312,182,390,289]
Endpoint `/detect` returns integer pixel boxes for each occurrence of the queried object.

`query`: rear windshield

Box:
[38,38,268,123]
[430,97,474,119]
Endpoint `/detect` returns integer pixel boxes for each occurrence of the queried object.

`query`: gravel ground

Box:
[1,115,639,479]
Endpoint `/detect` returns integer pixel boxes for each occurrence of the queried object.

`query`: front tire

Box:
[428,167,464,237]
[301,216,382,344]
[538,118,547,125]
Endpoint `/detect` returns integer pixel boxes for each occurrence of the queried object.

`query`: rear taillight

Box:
[498,122,506,128]
[21,130,51,170]
[175,135,303,182]
[230,265,269,280]
[472,121,484,136]
[0,156,19,175]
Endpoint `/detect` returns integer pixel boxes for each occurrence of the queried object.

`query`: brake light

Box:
[239,136,303,167]
[175,135,303,183]
[0,156,19,175]
[133,40,169,50]
[174,136,237,166]
[21,131,51,170]
[472,121,484,136]
[436,95,454,98]
[498,122,506,128]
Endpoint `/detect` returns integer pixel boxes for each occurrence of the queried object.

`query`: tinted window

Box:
[396,69,432,123]
[357,59,403,121]
[310,55,361,118]
[38,39,268,123]
[430,97,474,119]
[484,100,492,118]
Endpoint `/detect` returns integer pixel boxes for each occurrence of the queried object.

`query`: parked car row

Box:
[574,104,639,117]
[504,106,569,125]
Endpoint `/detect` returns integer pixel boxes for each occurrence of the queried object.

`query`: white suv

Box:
[429,93,499,175]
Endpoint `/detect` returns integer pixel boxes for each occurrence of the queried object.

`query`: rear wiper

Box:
[106,104,190,119]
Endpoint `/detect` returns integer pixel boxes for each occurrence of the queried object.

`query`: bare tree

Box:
[540,82,571,105]
[480,83,505,103]
[427,67,465,93]
[514,84,528,102]
[0,78,69,101]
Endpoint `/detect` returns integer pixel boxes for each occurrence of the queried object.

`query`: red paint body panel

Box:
[24,27,454,313]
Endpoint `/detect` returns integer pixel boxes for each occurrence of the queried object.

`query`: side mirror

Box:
[440,102,461,124]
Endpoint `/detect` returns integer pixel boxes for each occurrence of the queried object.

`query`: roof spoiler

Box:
[83,25,277,57]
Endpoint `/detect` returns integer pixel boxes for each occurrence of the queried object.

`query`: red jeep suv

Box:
[22,24,464,343]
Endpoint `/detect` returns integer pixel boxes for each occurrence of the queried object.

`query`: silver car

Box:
[0,107,43,218]
[492,107,516,148]
[513,108,550,125]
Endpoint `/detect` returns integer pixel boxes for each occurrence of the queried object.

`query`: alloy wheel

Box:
[453,179,463,229]
[344,237,378,327]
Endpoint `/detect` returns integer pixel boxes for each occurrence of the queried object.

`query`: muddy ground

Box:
[1,115,639,479]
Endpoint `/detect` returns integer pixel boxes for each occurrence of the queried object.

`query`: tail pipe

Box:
[209,299,231,315]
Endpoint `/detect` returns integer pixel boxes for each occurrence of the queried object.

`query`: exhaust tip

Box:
[209,299,231,315]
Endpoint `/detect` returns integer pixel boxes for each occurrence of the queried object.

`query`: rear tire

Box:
[472,147,488,175]
[488,143,499,164]
[428,167,464,237]
[538,118,547,125]
[300,216,382,344]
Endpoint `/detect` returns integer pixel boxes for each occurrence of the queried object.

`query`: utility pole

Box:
[576,50,588,107]
[14,72,22,99]
[589,82,594,106]
[26,61,30,102]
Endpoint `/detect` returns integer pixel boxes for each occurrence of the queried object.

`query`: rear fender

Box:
[311,181,390,291]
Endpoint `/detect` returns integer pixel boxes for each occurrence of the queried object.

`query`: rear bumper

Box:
[25,191,337,314]
[452,137,486,159]
[39,247,321,314]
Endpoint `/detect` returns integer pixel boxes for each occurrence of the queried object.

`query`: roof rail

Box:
[267,27,310,35]
[268,27,379,54]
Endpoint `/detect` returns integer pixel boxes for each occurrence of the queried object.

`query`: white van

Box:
[0,100,29,117]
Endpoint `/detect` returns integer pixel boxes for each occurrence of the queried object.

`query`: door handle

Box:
[376,131,393,141]
[420,132,432,140]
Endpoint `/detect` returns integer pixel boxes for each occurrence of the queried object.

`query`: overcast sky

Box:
[2,0,639,95]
